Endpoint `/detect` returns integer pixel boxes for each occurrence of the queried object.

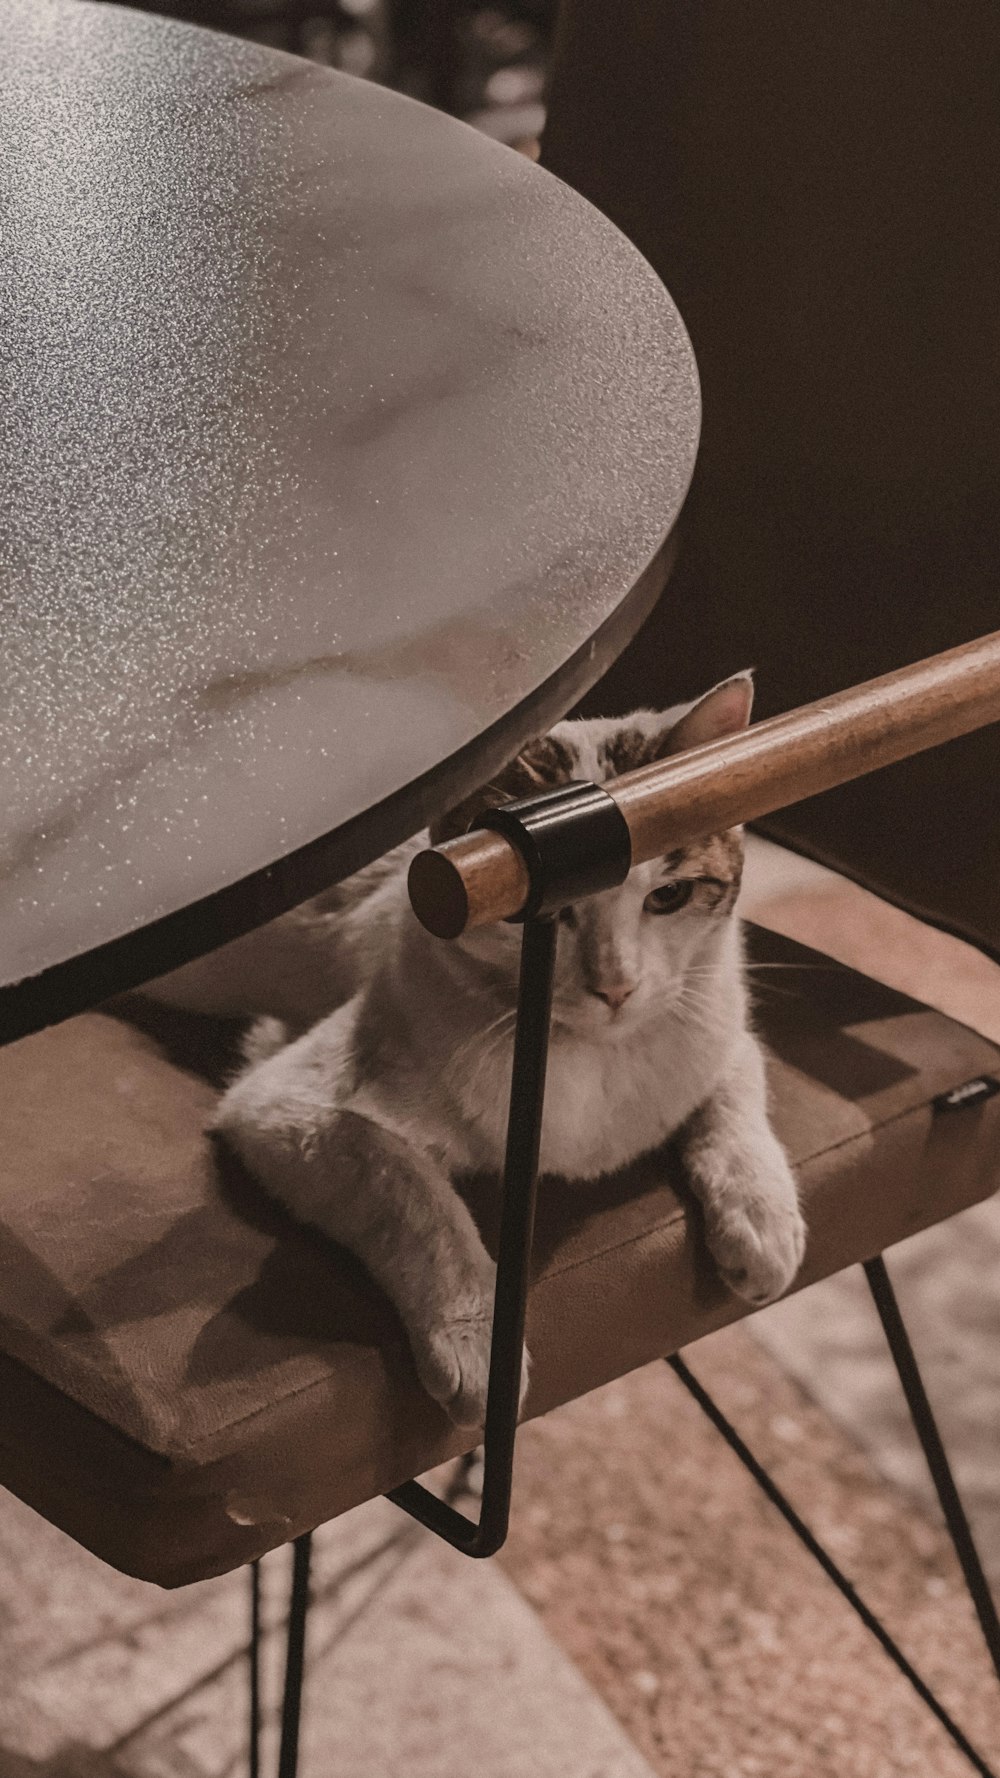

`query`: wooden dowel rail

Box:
[407,631,1000,938]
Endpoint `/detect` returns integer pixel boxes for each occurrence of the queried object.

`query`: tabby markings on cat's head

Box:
[435,675,753,1031]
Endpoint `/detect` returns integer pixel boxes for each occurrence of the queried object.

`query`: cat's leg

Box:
[215,1065,521,1429]
[678,1035,806,1305]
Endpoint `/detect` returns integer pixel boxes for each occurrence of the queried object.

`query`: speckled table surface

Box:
[0,0,698,1042]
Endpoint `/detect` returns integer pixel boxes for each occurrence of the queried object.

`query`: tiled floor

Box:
[1,839,997,1777]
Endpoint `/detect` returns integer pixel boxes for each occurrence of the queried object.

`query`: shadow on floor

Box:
[0,1747,132,1778]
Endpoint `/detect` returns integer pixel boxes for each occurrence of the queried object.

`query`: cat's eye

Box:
[643,880,694,916]
[558,905,577,927]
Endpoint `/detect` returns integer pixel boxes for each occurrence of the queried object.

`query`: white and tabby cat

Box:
[208,675,805,1427]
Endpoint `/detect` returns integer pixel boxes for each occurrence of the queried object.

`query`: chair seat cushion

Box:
[0,926,996,1586]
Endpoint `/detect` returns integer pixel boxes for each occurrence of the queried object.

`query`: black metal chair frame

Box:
[248,781,999,1778]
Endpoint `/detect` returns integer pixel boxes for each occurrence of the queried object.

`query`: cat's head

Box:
[431,675,753,1035]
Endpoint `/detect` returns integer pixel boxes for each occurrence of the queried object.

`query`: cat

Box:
[211,674,806,1428]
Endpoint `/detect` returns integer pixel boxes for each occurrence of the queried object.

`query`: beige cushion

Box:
[0,926,996,1586]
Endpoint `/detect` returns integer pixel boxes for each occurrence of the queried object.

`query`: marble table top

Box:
[1,0,699,1042]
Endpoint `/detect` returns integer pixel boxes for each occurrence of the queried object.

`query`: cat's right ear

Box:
[659,672,755,757]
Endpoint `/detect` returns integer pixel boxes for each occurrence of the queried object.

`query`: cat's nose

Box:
[591,983,637,1012]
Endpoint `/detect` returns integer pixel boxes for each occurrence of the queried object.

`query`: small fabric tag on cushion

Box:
[933,1077,1000,1114]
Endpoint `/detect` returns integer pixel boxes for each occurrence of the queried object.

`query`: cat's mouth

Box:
[552,995,644,1034]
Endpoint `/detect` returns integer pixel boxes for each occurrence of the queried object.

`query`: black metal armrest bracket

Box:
[476,780,633,921]
[386,781,631,1555]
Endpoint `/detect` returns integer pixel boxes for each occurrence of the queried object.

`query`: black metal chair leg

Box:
[249,1559,263,1778]
[864,1252,1000,1681]
[387,778,631,1558]
[387,912,557,1556]
[276,1532,314,1778]
[668,1352,998,1778]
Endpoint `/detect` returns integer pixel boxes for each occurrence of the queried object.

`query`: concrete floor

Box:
[500,1328,1000,1778]
[0,1485,654,1778]
[0,838,997,1777]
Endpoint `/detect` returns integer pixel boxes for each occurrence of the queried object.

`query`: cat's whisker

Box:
[457,1010,519,1093]
[476,1024,517,1070]
[742,961,843,973]
[669,986,721,1018]
[461,1007,518,1055]
[674,993,717,1015]
[469,1017,517,1058]
[477,1007,519,1039]
[446,1009,514,1065]
[681,960,837,978]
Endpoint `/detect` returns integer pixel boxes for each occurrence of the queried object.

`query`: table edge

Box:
[1,534,679,1047]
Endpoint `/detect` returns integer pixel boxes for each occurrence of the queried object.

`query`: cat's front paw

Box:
[703,1152,806,1307]
[411,1308,530,1430]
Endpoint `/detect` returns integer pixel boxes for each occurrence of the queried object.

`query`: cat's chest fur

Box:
[451,997,740,1182]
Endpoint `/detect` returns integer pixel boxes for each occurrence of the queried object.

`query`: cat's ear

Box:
[659,672,754,757]
[429,735,574,844]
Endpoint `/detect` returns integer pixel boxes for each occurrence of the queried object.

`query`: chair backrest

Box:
[541,0,1000,960]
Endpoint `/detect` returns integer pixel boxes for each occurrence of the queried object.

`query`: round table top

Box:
[1,0,699,1042]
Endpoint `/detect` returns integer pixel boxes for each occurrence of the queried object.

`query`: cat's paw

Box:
[703,1157,806,1307]
[411,1311,530,1430]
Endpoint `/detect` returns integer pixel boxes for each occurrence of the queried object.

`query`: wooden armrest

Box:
[408,631,1000,937]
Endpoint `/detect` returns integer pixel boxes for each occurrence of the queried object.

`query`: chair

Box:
[1,638,998,1777]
